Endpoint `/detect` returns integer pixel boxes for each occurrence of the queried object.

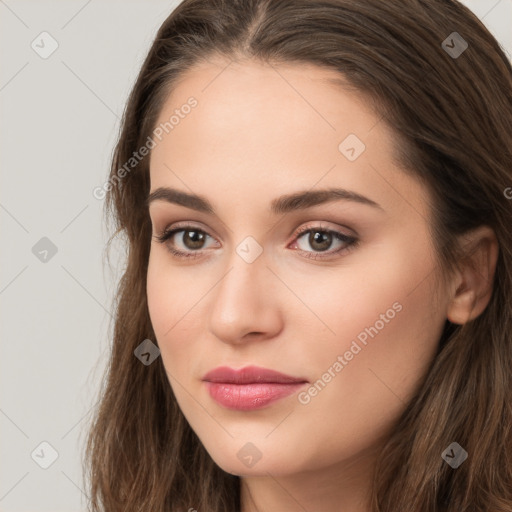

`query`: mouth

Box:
[202,365,308,411]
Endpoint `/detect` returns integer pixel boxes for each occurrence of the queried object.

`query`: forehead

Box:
[148,57,430,223]
[151,58,383,172]
[153,56,380,141]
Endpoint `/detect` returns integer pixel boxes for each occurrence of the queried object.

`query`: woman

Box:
[84,0,512,510]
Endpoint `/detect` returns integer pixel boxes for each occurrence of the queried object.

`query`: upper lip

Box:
[202,365,308,384]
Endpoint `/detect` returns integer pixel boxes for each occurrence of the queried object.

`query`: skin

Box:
[146,57,498,512]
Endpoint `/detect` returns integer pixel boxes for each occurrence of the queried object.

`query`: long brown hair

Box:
[83,1,512,510]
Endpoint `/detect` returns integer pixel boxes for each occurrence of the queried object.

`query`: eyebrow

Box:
[146,186,384,215]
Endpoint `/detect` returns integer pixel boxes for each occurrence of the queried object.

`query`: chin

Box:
[203,441,303,478]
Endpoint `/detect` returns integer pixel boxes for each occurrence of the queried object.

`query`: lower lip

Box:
[204,382,307,410]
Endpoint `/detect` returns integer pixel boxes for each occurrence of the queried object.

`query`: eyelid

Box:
[154,220,218,242]
[154,221,219,249]
[291,221,357,239]
[155,219,355,240]
[287,222,358,260]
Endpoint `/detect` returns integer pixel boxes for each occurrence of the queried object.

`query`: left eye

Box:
[291,227,357,258]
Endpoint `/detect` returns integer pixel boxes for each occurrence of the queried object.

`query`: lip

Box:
[202,365,308,411]
[202,365,308,384]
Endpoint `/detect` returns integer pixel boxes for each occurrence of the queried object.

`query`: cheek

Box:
[280,225,441,356]
[290,239,444,457]
[146,254,188,367]
[146,254,171,335]
[146,252,207,376]
[146,251,191,335]
[298,293,442,471]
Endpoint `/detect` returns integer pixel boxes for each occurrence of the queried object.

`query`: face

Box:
[146,57,451,478]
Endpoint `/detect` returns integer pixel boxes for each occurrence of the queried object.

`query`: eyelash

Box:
[153,223,359,261]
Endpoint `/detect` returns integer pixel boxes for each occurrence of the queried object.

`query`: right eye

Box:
[153,225,219,259]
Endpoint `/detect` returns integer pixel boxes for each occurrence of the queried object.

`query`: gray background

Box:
[1,1,511,510]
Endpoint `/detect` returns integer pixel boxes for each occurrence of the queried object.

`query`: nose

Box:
[207,249,283,345]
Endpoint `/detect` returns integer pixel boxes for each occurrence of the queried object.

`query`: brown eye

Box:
[154,226,217,259]
[179,230,207,250]
[306,230,333,252]
[292,226,359,260]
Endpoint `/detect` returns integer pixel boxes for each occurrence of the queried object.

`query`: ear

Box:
[446,225,499,325]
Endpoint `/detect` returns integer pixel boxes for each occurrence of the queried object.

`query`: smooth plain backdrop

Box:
[1,1,511,510]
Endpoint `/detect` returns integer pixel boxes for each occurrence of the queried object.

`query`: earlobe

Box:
[446,288,477,325]
[446,226,499,325]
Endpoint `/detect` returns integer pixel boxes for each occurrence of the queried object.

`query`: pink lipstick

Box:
[202,365,308,411]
